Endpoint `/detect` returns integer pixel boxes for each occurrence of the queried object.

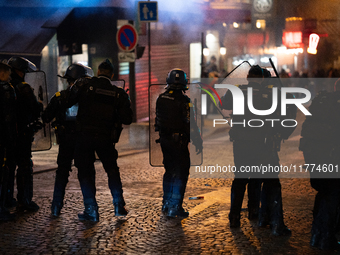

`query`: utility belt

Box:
[229,128,265,143]
[77,122,123,143]
[158,128,189,144]
[52,121,77,144]
[265,134,281,152]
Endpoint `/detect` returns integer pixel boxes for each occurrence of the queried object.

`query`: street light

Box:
[220,46,226,55]
[203,45,210,56]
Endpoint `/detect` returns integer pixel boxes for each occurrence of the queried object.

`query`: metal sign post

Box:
[138,1,158,86]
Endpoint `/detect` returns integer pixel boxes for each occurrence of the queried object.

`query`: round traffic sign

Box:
[116,24,138,52]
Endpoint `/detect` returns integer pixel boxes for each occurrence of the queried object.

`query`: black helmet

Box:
[58,63,93,81]
[165,68,188,90]
[262,68,271,78]
[248,65,263,78]
[7,56,37,73]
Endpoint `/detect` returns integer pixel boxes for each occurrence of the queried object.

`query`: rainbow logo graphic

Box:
[198,83,222,107]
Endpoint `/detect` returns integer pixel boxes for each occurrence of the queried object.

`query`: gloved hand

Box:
[195,142,203,155]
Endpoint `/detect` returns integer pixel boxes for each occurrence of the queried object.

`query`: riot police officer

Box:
[220,65,292,235]
[257,68,295,236]
[42,63,94,217]
[155,68,202,218]
[300,82,340,250]
[7,57,42,212]
[220,65,265,227]
[0,62,17,220]
[67,59,132,222]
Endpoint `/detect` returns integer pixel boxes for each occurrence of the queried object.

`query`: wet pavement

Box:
[1,116,340,255]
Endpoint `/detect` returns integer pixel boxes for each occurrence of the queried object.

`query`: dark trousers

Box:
[14,132,34,205]
[160,136,190,207]
[303,146,340,239]
[310,179,340,237]
[229,141,264,219]
[52,132,76,206]
[260,177,285,226]
[0,147,10,211]
[74,132,124,207]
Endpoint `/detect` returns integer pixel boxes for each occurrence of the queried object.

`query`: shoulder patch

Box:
[268,85,274,88]
[55,91,61,97]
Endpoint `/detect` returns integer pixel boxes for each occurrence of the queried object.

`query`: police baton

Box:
[269,58,283,89]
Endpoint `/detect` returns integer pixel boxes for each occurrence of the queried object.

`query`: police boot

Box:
[318,232,340,250]
[247,179,261,220]
[17,200,40,212]
[248,208,259,221]
[167,177,189,218]
[229,181,246,228]
[270,201,291,236]
[0,206,16,221]
[51,201,63,217]
[310,227,321,247]
[162,172,172,215]
[258,212,270,228]
[114,202,128,216]
[0,182,15,221]
[4,166,17,208]
[271,223,292,236]
[78,205,99,222]
[17,165,39,212]
[270,206,291,236]
[51,170,68,213]
[229,214,241,228]
[167,205,189,218]
[258,204,270,227]
[162,201,171,215]
[5,197,17,208]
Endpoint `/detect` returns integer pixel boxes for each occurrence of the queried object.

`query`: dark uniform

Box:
[155,68,202,218]
[220,65,292,235]
[300,90,340,250]
[257,69,296,236]
[0,62,17,220]
[7,57,42,212]
[67,59,132,222]
[42,63,94,217]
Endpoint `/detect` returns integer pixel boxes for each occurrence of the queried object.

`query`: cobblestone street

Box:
[1,118,339,255]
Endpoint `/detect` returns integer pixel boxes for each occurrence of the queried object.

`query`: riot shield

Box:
[149,84,202,167]
[111,79,125,89]
[191,61,252,119]
[25,71,52,151]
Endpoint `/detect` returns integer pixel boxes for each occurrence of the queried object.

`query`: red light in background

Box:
[307,33,320,54]
[282,31,303,48]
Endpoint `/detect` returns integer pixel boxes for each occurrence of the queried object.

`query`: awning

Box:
[0,7,72,55]
[42,8,73,28]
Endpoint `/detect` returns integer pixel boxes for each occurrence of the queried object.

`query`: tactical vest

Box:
[12,78,40,131]
[301,90,340,143]
[230,82,275,142]
[0,81,17,147]
[156,90,190,136]
[76,77,121,137]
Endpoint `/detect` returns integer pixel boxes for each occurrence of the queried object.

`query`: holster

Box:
[111,122,123,143]
[172,133,189,146]
[265,134,281,152]
[298,137,306,151]
[54,124,66,145]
